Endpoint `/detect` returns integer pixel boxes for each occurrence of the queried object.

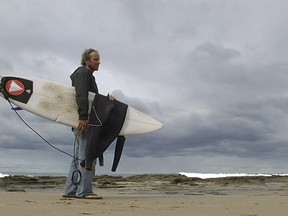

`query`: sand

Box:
[0,174,288,216]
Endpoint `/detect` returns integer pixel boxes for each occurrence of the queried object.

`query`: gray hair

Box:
[81,49,98,66]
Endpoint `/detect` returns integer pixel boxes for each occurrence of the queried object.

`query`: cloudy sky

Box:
[1,0,288,175]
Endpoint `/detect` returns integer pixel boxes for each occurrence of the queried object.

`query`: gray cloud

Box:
[1,0,288,174]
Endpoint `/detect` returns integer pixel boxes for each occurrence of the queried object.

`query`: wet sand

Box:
[0,174,288,216]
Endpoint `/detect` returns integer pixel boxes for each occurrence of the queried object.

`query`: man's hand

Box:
[77,120,89,131]
[108,93,116,101]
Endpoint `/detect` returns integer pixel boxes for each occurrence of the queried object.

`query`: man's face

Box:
[86,51,100,72]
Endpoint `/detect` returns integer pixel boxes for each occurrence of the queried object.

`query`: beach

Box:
[1,174,288,216]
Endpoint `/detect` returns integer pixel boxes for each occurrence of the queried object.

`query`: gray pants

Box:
[64,130,96,197]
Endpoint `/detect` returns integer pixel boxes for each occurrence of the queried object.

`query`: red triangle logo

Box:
[5,80,26,96]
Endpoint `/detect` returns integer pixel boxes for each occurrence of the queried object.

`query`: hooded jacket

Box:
[70,66,98,120]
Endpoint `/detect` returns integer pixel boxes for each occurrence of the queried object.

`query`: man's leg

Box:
[75,130,96,197]
[63,131,81,197]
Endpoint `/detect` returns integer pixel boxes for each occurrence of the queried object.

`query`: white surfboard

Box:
[0,75,163,135]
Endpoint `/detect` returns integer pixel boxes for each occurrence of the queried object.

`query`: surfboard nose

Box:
[158,121,164,128]
[150,117,164,128]
[119,107,164,135]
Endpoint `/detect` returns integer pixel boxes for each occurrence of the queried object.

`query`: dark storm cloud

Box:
[1,0,288,174]
[118,39,288,163]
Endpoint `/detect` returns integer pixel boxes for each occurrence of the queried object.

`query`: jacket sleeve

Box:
[72,71,90,120]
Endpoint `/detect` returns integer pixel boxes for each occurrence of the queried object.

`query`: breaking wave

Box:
[179,172,288,179]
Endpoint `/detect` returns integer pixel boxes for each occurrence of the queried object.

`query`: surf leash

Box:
[6,100,83,184]
[8,100,75,158]
[1,77,82,185]
[0,78,75,158]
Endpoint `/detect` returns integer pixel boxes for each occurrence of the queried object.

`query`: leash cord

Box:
[7,100,83,184]
[1,81,83,184]
[71,130,82,185]
[7,100,75,159]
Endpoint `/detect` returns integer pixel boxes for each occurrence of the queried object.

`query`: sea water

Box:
[1,171,288,179]
[0,173,9,178]
[0,172,65,178]
[179,172,288,179]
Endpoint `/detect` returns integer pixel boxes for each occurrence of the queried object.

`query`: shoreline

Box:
[1,174,288,194]
[1,174,288,215]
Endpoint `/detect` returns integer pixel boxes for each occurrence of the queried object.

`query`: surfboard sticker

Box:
[1,77,33,104]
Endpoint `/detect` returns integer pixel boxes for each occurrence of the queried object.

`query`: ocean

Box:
[0,172,66,178]
[1,172,288,179]
[0,173,9,178]
[179,172,288,179]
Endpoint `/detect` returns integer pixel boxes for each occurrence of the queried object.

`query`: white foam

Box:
[0,173,9,178]
[179,172,288,179]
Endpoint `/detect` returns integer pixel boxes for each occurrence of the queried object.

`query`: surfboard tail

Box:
[0,75,6,99]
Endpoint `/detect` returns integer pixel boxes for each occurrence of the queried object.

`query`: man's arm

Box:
[72,70,90,130]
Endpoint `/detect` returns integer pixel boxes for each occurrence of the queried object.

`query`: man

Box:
[63,49,114,199]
